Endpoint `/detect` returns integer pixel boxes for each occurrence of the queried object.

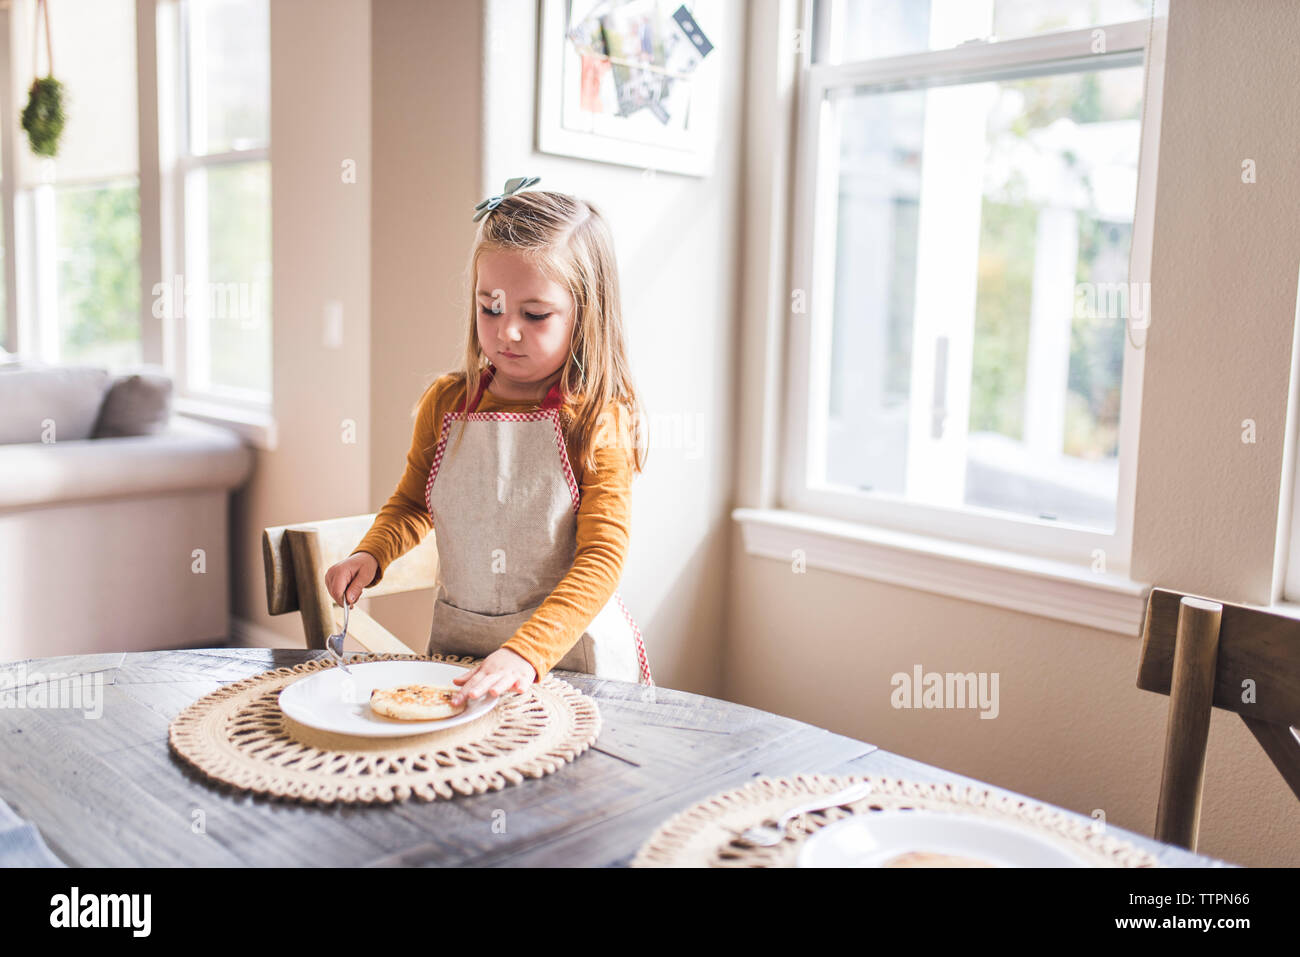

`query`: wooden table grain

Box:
[0,649,1230,867]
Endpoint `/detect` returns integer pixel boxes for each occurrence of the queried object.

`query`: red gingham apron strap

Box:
[540,379,564,410]
[460,366,494,413]
[615,592,653,686]
[464,363,565,413]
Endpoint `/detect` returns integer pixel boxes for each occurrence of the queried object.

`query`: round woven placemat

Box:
[632,773,1161,867]
[168,653,601,805]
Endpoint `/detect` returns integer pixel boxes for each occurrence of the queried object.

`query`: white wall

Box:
[725,0,1300,866]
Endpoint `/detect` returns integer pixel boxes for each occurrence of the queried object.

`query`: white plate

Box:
[278,660,500,737]
[796,809,1091,868]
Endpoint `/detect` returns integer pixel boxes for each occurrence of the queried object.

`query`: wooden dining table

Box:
[0,648,1231,867]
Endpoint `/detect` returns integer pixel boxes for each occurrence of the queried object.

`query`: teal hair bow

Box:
[472,175,541,222]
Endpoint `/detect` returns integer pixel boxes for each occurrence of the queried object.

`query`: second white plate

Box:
[278,660,500,737]
[796,809,1091,867]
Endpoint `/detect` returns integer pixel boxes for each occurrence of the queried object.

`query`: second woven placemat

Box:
[632,773,1162,867]
[168,653,601,804]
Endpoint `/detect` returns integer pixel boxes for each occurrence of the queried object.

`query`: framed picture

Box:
[537,0,723,177]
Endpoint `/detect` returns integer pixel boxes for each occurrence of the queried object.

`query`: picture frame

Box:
[536,0,723,177]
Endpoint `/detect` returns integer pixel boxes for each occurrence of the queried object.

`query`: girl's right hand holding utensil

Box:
[326,551,379,606]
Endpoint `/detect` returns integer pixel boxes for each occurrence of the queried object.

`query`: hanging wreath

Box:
[21,0,64,158]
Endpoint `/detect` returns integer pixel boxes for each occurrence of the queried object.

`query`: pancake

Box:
[881,850,994,868]
[368,683,467,721]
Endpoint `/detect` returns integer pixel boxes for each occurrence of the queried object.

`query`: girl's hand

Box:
[451,648,537,706]
[325,551,379,606]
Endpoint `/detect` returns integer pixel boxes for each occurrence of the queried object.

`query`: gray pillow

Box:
[0,365,113,444]
[92,367,174,438]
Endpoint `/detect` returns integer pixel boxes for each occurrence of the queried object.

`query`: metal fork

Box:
[730,780,875,847]
[324,599,353,675]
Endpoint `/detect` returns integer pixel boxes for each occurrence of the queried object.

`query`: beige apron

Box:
[424,364,652,685]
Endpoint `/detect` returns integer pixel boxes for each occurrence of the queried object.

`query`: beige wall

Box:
[1130,1,1300,603]
[230,0,372,643]
[726,0,1300,866]
[362,0,485,646]
[444,0,747,693]
[362,0,747,680]
[237,0,745,698]
[235,0,484,651]
[230,0,1296,865]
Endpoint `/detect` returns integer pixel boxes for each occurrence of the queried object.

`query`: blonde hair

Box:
[423,189,647,476]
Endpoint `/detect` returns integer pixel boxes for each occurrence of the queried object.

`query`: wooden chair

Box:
[1136,587,1300,850]
[262,513,439,654]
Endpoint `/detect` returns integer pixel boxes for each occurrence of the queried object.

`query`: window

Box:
[162,0,271,407]
[785,0,1160,570]
[11,0,141,369]
[0,0,270,423]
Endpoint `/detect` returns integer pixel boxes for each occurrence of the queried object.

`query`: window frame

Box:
[0,8,16,354]
[1280,312,1300,602]
[782,8,1163,574]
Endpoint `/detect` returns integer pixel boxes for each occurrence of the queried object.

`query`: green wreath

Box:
[22,76,65,158]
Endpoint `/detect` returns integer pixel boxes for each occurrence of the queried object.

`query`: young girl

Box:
[325,176,653,706]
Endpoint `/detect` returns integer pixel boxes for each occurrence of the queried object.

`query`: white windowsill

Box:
[1265,599,1300,622]
[175,397,277,451]
[732,507,1151,635]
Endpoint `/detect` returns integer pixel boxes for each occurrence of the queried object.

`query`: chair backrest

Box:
[262,513,438,649]
[1137,587,1300,850]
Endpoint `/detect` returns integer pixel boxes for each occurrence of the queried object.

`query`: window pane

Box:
[187,0,270,154]
[187,161,270,396]
[818,64,1144,530]
[814,0,1150,64]
[55,182,142,368]
[992,0,1150,38]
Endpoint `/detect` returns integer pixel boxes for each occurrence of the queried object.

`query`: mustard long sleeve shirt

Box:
[352,373,635,681]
